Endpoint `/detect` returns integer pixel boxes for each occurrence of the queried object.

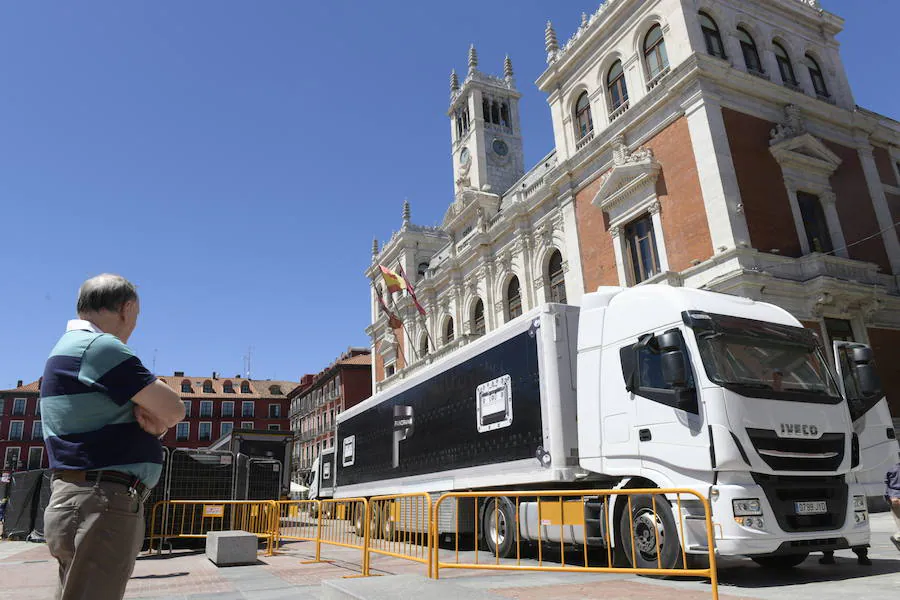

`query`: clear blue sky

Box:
[1,1,896,389]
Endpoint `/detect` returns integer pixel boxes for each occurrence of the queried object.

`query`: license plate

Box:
[795,501,827,515]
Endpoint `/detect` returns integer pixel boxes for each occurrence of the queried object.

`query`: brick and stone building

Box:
[0,380,46,472]
[157,373,301,448]
[287,349,371,483]
[367,0,899,423]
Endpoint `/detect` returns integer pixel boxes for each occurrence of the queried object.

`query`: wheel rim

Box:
[487,504,508,548]
[632,508,665,561]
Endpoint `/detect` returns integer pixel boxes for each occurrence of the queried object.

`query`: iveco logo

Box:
[779,423,819,438]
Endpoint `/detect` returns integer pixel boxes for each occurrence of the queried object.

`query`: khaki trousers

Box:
[44,477,145,600]
[891,499,900,539]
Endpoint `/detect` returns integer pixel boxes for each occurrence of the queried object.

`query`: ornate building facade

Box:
[367,0,900,420]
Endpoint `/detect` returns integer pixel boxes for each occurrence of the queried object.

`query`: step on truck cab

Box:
[334,285,877,569]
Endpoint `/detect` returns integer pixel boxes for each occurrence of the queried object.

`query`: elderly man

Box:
[40,274,185,600]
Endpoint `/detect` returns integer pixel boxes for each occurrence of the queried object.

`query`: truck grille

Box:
[752,473,848,532]
[746,428,844,472]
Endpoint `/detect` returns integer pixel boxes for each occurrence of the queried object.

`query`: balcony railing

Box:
[575,130,594,152]
[645,66,670,91]
[608,101,629,122]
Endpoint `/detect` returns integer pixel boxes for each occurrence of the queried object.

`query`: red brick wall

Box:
[341,366,372,411]
[824,141,891,273]
[576,116,712,291]
[722,108,801,257]
[873,146,898,186]
[160,396,290,448]
[866,328,900,419]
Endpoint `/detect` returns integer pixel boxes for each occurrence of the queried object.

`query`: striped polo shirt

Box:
[40,320,163,487]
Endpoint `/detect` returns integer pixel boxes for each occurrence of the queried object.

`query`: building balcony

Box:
[743,251,898,295]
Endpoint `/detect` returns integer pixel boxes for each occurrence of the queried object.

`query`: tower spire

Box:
[402,199,411,228]
[504,55,514,82]
[545,21,559,62]
[371,238,379,260]
[468,44,478,75]
[450,69,459,94]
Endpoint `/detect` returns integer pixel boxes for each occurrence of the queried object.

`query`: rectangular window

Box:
[199,422,212,441]
[35,401,41,417]
[27,447,43,470]
[4,447,21,470]
[241,421,254,430]
[268,424,280,431]
[242,401,255,417]
[176,422,189,441]
[268,404,281,419]
[183,400,192,417]
[31,421,42,440]
[624,215,660,284]
[221,401,234,418]
[9,421,24,441]
[220,422,234,438]
[12,398,26,416]
[797,191,833,254]
[825,318,855,343]
[199,401,213,418]
[0,399,4,416]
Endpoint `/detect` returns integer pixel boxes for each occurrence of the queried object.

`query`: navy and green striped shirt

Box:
[40,320,162,487]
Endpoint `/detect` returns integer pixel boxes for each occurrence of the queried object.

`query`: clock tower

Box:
[449,46,524,196]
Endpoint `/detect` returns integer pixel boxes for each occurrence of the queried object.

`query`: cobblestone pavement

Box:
[0,512,896,599]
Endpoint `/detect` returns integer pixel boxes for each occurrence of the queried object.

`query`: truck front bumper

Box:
[689,481,870,557]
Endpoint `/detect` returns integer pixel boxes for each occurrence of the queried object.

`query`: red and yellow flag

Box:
[379,265,406,294]
[397,263,426,317]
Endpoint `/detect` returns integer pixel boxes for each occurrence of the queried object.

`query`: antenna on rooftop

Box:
[243,346,254,379]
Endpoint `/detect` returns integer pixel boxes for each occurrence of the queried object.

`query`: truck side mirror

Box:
[657,331,688,388]
[855,364,881,397]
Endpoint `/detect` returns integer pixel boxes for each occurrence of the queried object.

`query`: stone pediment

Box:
[442,189,500,236]
[591,136,661,213]
[768,104,841,175]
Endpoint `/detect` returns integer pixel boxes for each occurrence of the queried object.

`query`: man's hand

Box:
[135,404,168,437]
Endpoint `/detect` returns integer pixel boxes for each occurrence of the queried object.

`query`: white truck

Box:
[318,285,885,568]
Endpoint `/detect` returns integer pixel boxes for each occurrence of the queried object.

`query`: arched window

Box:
[270,385,282,395]
[500,102,510,128]
[419,333,429,358]
[773,42,797,85]
[737,27,762,74]
[491,101,501,125]
[574,92,593,140]
[223,381,234,394]
[607,61,628,112]
[643,25,669,79]
[241,381,251,394]
[699,12,725,59]
[506,276,522,322]
[444,317,455,344]
[482,98,491,122]
[181,380,192,393]
[203,380,213,393]
[417,262,429,279]
[547,250,567,304]
[805,54,829,97]
[471,298,486,336]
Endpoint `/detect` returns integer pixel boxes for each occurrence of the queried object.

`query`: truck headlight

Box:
[732,498,762,516]
[853,495,866,511]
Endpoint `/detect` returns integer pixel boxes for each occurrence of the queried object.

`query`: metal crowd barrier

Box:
[368,493,433,578]
[431,488,718,599]
[147,499,278,556]
[272,500,320,550]
[301,497,370,576]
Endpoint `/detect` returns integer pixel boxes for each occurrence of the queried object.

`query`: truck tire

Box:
[482,497,516,559]
[751,553,809,569]
[354,505,366,536]
[618,494,683,571]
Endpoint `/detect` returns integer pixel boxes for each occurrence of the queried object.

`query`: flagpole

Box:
[396,261,436,355]
[389,289,420,365]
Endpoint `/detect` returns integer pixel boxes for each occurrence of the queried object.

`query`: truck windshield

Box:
[685,311,841,402]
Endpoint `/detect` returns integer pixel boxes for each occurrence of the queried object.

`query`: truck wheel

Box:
[354,506,365,536]
[482,497,516,558]
[618,494,683,571]
[369,505,383,539]
[751,553,809,569]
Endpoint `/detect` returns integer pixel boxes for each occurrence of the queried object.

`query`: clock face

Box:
[460,147,471,165]
[492,139,509,156]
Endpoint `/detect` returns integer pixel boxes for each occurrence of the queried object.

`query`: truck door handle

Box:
[639,429,652,442]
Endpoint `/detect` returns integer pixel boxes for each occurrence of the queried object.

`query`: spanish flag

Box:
[379,265,406,294]
[397,262,426,317]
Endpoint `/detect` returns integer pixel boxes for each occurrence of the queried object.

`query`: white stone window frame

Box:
[176,422,190,441]
[4,446,21,467]
[12,397,26,416]
[592,144,669,286]
[241,421,254,430]
[220,422,234,438]
[8,420,24,441]
[31,420,42,440]
[769,132,847,258]
[242,400,255,418]
[198,421,212,441]
[199,400,213,418]
[221,400,234,418]
[27,446,43,469]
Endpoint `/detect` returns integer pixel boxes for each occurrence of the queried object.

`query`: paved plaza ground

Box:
[0,512,897,599]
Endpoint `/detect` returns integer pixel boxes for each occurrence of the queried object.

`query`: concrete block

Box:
[205,530,258,567]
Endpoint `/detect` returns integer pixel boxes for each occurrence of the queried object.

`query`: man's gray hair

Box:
[77,274,138,315]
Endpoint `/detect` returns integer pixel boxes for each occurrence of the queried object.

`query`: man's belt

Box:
[52,469,151,502]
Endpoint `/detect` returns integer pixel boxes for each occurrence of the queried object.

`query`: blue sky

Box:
[1,1,896,388]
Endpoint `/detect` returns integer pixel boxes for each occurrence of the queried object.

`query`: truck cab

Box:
[307,447,335,502]
[578,286,870,566]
